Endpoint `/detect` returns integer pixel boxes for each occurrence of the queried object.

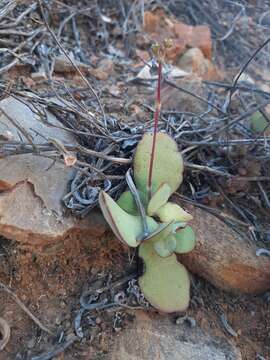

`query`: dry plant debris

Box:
[0,0,270,359]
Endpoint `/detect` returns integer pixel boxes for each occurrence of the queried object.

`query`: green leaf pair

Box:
[99,133,196,313]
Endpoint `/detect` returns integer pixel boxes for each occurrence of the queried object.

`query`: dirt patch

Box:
[0,234,131,359]
[0,235,269,359]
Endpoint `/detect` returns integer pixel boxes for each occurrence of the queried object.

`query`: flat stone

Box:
[177,48,220,80]
[0,97,107,246]
[110,311,241,360]
[178,205,270,294]
[53,54,90,74]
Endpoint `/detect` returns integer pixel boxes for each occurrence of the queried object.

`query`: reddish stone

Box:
[0,97,107,247]
[173,22,193,44]
[144,11,159,33]
[178,204,270,294]
[190,25,212,59]
[174,22,212,60]
[166,39,186,63]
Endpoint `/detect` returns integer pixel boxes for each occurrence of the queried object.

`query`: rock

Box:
[173,22,193,45]
[178,205,270,294]
[53,54,90,74]
[166,39,187,63]
[89,59,114,81]
[0,181,106,246]
[174,24,212,59]
[110,311,241,360]
[143,11,160,33]
[177,48,219,80]
[178,48,205,73]
[190,25,212,59]
[0,97,107,246]
[142,10,212,63]
[31,67,47,81]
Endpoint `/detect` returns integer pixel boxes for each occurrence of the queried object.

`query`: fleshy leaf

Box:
[147,183,171,216]
[139,241,190,313]
[250,111,270,134]
[117,190,138,215]
[99,191,158,247]
[174,226,196,254]
[172,221,187,231]
[144,221,175,243]
[134,133,184,197]
[155,202,193,223]
[153,234,176,258]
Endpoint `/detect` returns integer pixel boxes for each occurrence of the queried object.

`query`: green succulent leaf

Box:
[117,190,138,215]
[174,226,196,254]
[144,221,175,243]
[147,183,171,216]
[250,111,270,134]
[99,191,158,247]
[117,189,148,215]
[134,133,184,197]
[153,234,177,258]
[139,241,190,313]
[172,221,187,231]
[155,202,193,223]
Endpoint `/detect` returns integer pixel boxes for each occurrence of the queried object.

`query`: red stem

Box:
[147,60,162,199]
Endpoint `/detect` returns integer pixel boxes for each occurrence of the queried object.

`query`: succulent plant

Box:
[98,132,196,313]
[139,241,190,313]
[147,183,171,216]
[154,202,193,223]
[99,42,195,313]
[99,191,158,247]
[134,133,184,198]
[174,226,196,254]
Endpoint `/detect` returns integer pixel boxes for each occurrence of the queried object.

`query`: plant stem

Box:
[126,168,149,240]
[147,60,162,199]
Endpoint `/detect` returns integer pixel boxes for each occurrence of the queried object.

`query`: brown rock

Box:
[89,59,114,81]
[142,12,212,63]
[31,68,47,81]
[0,97,107,246]
[143,11,159,33]
[190,25,212,59]
[53,54,90,74]
[21,76,35,88]
[177,48,205,74]
[174,23,212,59]
[177,48,219,80]
[143,11,187,62]
[0,182,106,246]
[166,39,187,63]
[173,22,193,44]
[202,59,221,81]
[110,311,241,360]
[178,205,270,294]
